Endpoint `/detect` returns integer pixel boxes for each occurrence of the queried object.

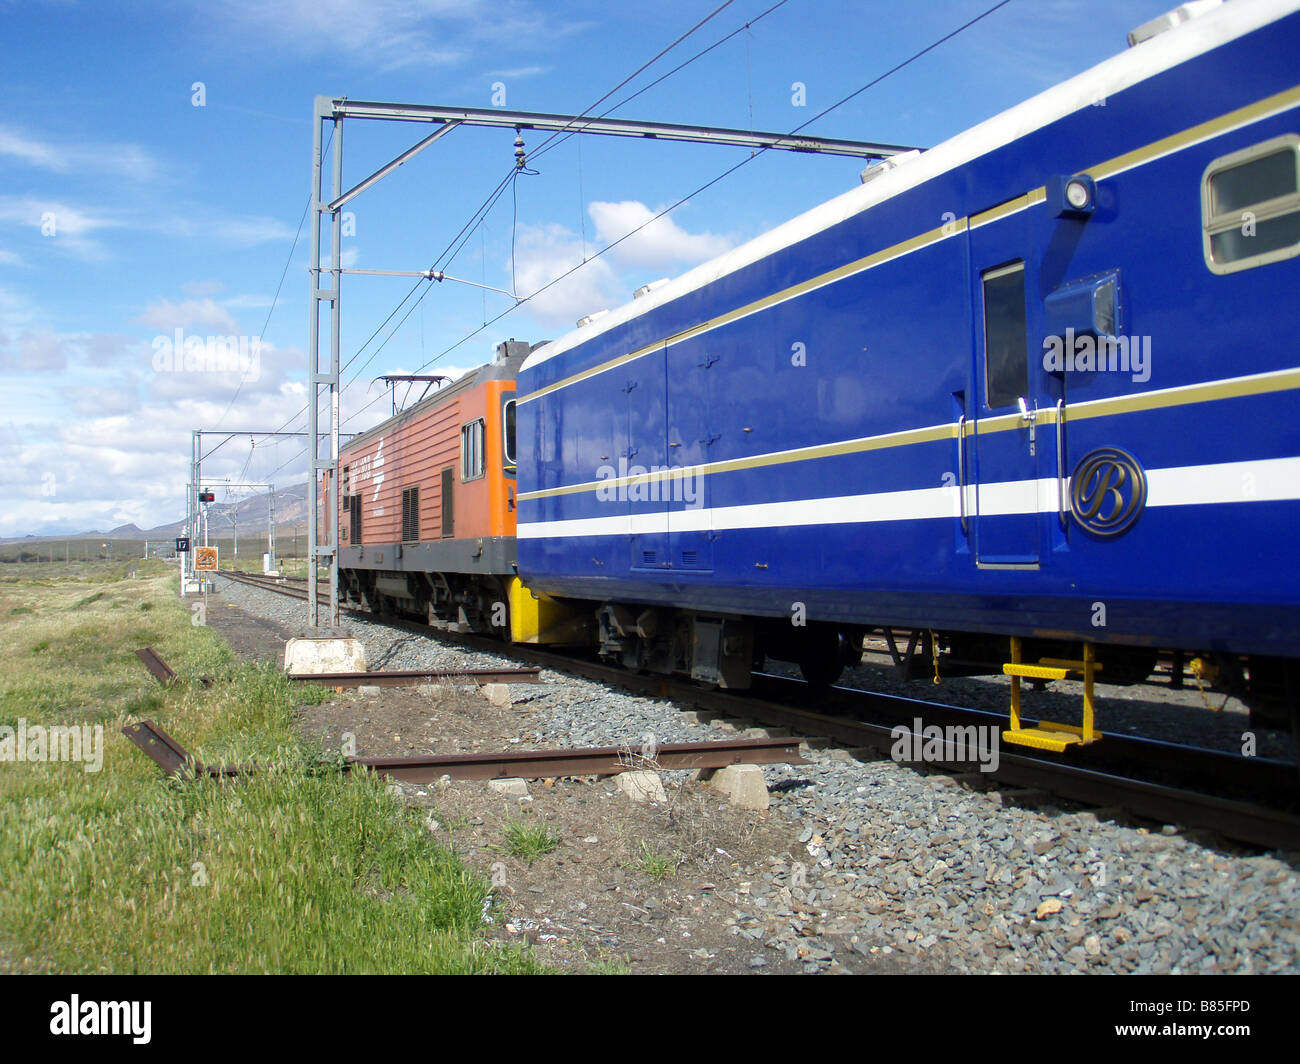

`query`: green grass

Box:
[635,841,677,880]
[498,814,561,864]
[0,567,544,974]
[585,952,633,974]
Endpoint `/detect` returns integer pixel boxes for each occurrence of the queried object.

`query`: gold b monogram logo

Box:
[1069,447,1147,536]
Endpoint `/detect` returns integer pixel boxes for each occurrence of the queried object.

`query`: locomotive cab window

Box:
[981,261,1029,410]
[460,418,485,482]
[1202,135,1300,274]
[503,399,517,470]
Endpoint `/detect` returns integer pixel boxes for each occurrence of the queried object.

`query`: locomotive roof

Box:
[341,347,526,455]
[521,0,1295,376]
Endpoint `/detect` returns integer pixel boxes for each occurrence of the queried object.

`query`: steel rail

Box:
[289,667,541,688]
[211,572,1300,849]
[122,720,805,783]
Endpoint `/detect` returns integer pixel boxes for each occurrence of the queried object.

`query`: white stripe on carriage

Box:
[515,456,1300,539]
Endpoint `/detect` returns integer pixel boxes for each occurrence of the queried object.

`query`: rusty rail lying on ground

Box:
[135,647,212,688]
[135,647,539,689]
[289,667,541,688]
[121,719,805,783]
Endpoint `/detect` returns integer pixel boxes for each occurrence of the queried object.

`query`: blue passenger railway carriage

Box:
[513,0,1300,747]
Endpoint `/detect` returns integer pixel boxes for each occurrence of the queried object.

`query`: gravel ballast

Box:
[212,574,1300,974]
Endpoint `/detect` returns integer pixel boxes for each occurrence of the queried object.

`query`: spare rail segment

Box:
[135,647,213,688]
[122,720,805,783]
[289,667,541,688]
[136,644,537,689]
[211,572,1300,850]
[134,648,177,687]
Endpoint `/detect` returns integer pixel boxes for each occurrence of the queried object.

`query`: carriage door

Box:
[970,209,1044,567]
[627,345,669,570]
[666,336,715,571]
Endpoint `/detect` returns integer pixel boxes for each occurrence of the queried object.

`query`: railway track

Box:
[214,569,1300,851]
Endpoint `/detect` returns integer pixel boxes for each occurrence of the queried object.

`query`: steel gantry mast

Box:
[188,429,352,593]
[305,95,922,627]
[307,101,344,627]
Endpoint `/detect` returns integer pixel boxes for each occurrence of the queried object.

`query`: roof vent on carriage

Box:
[576,310,610,328]
[1127,0,1222,47]
[859,149,922,185]
[634,279,670,299]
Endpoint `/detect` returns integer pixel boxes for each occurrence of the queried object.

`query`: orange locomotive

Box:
[324,339,534,637]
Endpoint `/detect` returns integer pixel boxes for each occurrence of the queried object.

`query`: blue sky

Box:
[0,0,1182,536]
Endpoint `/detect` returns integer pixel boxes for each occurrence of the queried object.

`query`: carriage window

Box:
[503,399,517,469]
[460,418,485,481]
[981,261,1028,410]
[1203,135,1300,274]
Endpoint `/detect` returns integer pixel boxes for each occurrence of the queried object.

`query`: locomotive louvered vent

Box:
[641,550,657,566]
[401,486,419,543]
[441,468,454,537]
[682,551,698,567]
[349,494,362,544]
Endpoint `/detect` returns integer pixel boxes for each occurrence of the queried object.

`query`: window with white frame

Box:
[1202,135,1300,274]
[460,418,485,481]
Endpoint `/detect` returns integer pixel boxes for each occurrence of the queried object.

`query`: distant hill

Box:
[1,482,310,544]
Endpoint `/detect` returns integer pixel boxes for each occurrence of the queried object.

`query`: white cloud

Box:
[486,65,551,79]
[588,201,733,271]
[134,298,242,335]
[0,196,125,260]
[182,280,225,297]
[511,222,619,329]
[0,328,141,374]
[14,329,66,372]
[155,210,297,248]
[0,124,159,182]
[218,215,298,248]
[504,203,735,328]
[211,0,591,73]
[0,285,37,331]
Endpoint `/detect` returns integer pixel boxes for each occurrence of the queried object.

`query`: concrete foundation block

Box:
[616,769,667,804]
[481,682,512,708]
[488,777,530,798]
[708,764,770,811]
[283,637,366,675]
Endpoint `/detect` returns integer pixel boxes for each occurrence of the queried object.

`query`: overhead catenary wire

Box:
[253,2,750,453]
[339,0,1015,431]
[268,0,1011,472]
[525,0,739,162]
[213,125,334,431]
[527,0,793,170]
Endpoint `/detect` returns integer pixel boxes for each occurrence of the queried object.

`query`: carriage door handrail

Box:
[957,414,969,535]
[1056,398,1068,529]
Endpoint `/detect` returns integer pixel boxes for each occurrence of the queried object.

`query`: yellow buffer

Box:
[506,576,591,645]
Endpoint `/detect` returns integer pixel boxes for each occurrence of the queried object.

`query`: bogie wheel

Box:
[799,642,845,688]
